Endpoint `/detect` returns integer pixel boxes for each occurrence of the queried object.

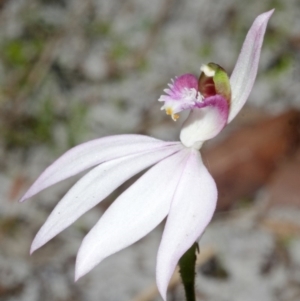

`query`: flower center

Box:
[158,63,231,121]
[198,63,231,106]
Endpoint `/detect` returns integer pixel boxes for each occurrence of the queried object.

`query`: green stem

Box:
[179,243,199,301]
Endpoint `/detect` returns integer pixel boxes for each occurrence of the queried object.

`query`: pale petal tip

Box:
[20,187,37,202]
[19,193,29,203]
[30,243,38,255]
[254,9,274,31]
[156,272,170,301]
[74,247,94,282]
[266,8,275,16]
[157,286,167,301]
[74,271,81,282]
[259,9,274,22]
[74,260,89,282]
[30,233,46,254]
[75,258,96,282]
[161,293,167,301]
[74,268,81,282]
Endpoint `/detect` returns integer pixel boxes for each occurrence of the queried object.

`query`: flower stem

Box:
[179,242,199,301]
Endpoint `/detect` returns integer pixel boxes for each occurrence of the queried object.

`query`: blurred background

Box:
[0,0,300,300]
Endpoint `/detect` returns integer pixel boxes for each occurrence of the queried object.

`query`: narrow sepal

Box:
[75,149,190,280]
[20,135,177,202]
[30,144,183,253]
[156,150,217,300]
[229,9,274,122]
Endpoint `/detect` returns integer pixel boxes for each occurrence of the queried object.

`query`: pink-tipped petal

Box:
[75,149,190,281]
[20,134,178,202]
[156,149,217,300]
[30,144,183,253]
[229,9,274,122]
[180,95,229,148]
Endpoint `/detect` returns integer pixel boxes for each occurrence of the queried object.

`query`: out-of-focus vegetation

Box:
[0,11,88,151]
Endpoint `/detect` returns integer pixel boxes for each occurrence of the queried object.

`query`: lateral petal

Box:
[75,149,190,280]
[156,149,217,300]
[20,134,178,202]
[229,9,274,122]
[30,144,183,253]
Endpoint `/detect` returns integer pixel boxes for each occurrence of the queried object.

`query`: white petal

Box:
[156,149,217,300]
[229,9,274,122]
[75,149,190,280]
[180,95,229,148]
[30,144,183,253]
[21,134,178,202]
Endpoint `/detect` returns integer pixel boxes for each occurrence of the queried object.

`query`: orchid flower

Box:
[21,10,273,301]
